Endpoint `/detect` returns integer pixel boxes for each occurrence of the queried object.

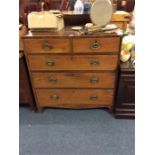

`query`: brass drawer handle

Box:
[48,78,57,83]
[90,78,99,83]
[51,94,59,100]
[90,60,100,66]
[90,95,98,101]
[46,60,55,66]
[90,40,101,50]
[42,41,53,50]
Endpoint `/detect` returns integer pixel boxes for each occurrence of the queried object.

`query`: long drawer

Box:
[28,55,118,71]
[32,72,116,88]
[73,37,120,53]
[36,89,114,108]
[24,38,71,53]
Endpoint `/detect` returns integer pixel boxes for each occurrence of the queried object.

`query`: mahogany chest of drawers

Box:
[22,28,122,112]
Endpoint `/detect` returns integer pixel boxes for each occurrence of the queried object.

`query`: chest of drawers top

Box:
[22,27,122,54]
[23,27,122,39]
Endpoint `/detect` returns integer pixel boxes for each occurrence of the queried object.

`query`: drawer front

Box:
[28,55,118,71]
[73,37,120,53]
[36,89,114,107]
[24,39,71,53]
[32,72,116,88]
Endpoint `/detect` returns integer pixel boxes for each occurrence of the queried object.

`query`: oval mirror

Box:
[90,0,113,27]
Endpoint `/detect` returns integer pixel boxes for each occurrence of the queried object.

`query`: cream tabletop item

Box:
[71,26,83,30]
[28,11,64,31]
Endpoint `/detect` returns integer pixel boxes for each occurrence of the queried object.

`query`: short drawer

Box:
[73,37,120,53]
[32,72,116,88]
[28,55,118,71]
[24,39,71,53]
[36,89,114,108]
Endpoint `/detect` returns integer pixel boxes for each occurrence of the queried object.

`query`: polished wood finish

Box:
[24,38,71,53]
[19,52,34,108]
[111,11,131,31]
[22,27,122,111]
[28,55,118,71]
[73,37,120,53]
[114,61,135,118]
[32,72,116,88]
[36,89,114,108]
[22,27,122,38]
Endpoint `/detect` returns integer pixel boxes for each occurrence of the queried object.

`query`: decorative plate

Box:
[90,0,113,26]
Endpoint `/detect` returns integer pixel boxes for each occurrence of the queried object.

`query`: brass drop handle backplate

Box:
[46,60,55,66]
[90,95,98,101]
[42,41,53,50]
[51,94,59,100]
[90,60,100,66]
[90,78,99,83]
[90,40,101,50]
[48,78,57,83]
